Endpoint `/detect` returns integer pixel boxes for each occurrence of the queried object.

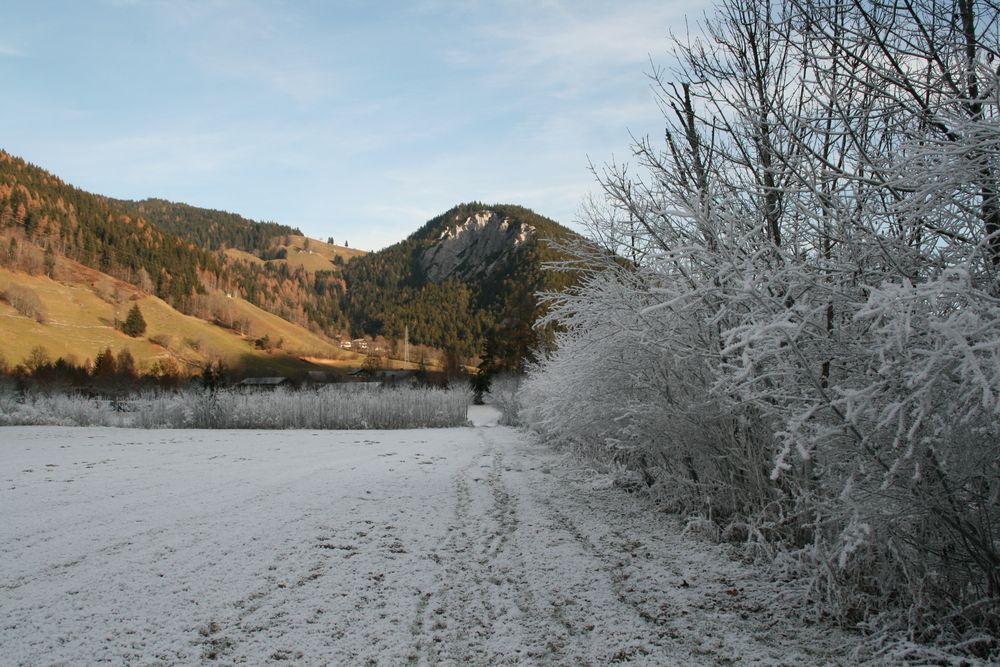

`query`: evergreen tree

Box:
[123,304,147,337]
[469,368,491,405]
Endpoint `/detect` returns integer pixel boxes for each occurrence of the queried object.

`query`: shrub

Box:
[149,333,177,350]
[521,0,1000,658]
[0,385,471,430]
[491,374,521,426]
[2,284,46,322]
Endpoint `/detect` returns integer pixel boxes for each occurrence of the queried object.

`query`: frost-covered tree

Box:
[523,0,999,657]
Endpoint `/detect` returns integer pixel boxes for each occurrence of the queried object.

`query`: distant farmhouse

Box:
[340,339,371,353]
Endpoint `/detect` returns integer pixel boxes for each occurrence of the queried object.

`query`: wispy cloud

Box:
[2,0,705,250]
[143,1,338,104]
[499,5,677,67]
[444,1,704,92]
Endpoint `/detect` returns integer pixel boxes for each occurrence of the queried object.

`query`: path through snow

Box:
[1,408,853,665]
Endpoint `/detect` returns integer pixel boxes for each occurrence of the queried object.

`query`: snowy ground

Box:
[1,406,856,665]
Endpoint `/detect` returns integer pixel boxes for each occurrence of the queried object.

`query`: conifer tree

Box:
[123,304,147,337]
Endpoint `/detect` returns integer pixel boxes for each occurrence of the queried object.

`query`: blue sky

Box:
[1,0,705,250]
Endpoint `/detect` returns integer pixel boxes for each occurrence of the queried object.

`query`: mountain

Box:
[0,150,365,376]
[342,203,579,365]
[108,192,582,367]
[0,151,358,337]
[0,151,216,306]
[0,149,580,376]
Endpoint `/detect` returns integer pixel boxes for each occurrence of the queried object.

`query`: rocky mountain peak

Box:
[420,210,535,282]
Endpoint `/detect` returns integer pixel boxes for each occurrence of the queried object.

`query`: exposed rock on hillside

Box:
[420,211,535,282]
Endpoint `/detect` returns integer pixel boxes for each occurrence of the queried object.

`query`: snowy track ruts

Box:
[0,411,855,665]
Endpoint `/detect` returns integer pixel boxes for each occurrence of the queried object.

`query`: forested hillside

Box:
[0,151,214,305]
[342,203,579,363]
[0,152,350,337]
[0,153,579,371]
[114,198,300,253]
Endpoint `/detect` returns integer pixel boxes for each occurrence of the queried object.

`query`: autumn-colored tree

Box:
[362,352,384,374]
[92,346,116,379]
[24,345,51,374]
[150,357,182,387]
[115,348,137,380]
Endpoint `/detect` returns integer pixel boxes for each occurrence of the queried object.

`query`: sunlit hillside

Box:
[0,256,365,376]
[263,234,366,273]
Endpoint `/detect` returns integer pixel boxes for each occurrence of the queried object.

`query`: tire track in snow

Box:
[409,443,492,664]
[408,428,547,665]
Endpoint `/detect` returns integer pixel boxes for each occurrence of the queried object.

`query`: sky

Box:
[0,0,707,250]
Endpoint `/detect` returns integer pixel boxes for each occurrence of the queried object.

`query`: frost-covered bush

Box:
[0,386,470,430]
[522,250,777,523]
[0,391,119,426]
[177,386,470,429]
[0,383,22,423]
[490,374,523,426]
[522,0,1000,659]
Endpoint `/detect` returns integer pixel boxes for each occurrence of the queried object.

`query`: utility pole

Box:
[404,325,410,365]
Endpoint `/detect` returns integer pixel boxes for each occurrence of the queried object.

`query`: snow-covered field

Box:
[1,407,855,665]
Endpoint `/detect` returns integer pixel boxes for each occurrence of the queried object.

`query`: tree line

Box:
[1,344,187,393]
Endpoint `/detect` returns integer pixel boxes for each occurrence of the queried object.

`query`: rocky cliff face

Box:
[419,210,534,282]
